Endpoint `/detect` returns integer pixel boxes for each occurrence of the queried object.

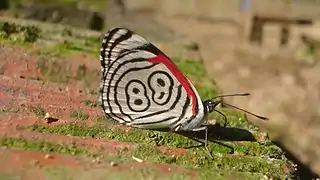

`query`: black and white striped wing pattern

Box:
[99,28,205,130]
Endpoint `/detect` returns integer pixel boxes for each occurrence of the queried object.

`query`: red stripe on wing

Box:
[149,55,197,115]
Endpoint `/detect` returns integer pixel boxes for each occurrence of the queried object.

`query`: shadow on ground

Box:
[178,124,256,142]
[154,124,256,142]
[153,124,255,154]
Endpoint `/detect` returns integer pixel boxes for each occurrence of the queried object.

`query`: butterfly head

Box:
[203,99,221,113]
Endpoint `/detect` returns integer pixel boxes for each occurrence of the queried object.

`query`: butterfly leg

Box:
[190,125,213,159]
[214,109,228,127]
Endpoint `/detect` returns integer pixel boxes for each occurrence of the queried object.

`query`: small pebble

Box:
[110,161,117,167]
[132,156,143,163]
[44,112,59,124]
[30,159,40,166]
[44,154,53,159]
[92,157,102,164]
[44,112,50,119]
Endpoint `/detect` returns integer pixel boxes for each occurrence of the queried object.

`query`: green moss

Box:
[196,170,265,180]
[0,137,95,156]
[35,55,100,93]
[81,100,98,108]
[0,135,290,179]
[0,173,20,180]
[120,144,288,179]
[61,27,73,37]
[36,57,71,83]
[27,122,282,158]
[0,137,283,179]
[40,164,272,180]
[96,115,119,125]
[42,165,192,180]
[0,21,41,43]
[75,64,87,80]
[29,106,46,117]
[0,108,21,113]
[29,123,105,138]
[25,123,291,178]
[35,37,99,58]
[70,110,89,121]
[0,19,99,58]
[54,40,98,56]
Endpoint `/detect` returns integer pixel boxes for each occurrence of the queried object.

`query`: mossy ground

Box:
[0,19,294,179]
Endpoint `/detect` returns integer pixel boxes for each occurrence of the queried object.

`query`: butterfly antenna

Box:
[211,92,268,120]
[222,102,269,120]
[212,93,250,100]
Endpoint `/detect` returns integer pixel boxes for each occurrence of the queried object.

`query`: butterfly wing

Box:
[99,28,205,130]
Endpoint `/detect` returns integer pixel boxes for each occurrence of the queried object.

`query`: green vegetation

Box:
[37,165,272,180]
[0,20,100,58]
[35,56,100,94]
[0,173,20,180]
[70,110,89,121]
[295,35,320,64]
[36,57,70,83]
[36,38,99,58]
[29,106,46,117]
[81,100,98,108]
[1,127,290,179]
[0,21,41,43]
[41,166,192,180]
[0,108,21,113]
[27,123,281,157]
[25,120,290,179]
[0,137,94,156]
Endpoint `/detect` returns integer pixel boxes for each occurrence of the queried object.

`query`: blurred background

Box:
[1,0,320,179]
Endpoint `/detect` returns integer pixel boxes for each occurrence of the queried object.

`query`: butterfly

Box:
[99,27,268,157]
